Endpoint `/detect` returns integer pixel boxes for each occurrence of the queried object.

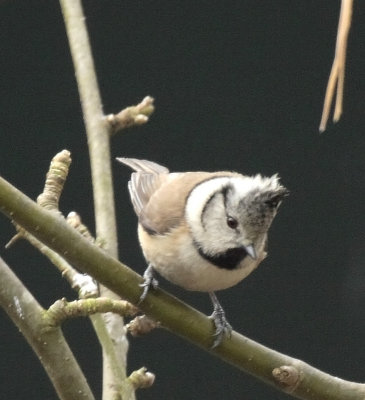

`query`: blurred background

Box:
[0,1,364,399]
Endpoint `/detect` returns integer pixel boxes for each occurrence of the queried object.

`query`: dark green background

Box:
[1,1,364,399]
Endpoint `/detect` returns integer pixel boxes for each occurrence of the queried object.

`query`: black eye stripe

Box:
[200,191,220,229]
[200,183,234,230]
[222,184,234,210]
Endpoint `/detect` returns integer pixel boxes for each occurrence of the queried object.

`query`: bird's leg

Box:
[138,264,159,303]
[209,292,232,348]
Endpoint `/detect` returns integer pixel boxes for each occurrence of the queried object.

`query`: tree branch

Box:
[0,175,364,399]
[37,149,71,212]
[44,297,138,327]
[106,96,155,134]
[319,0,353,132]
[59,0,117,255]
[59,1,131,398]
[5,151,98,297]
[0,256,95,400]
[6,224,93,294]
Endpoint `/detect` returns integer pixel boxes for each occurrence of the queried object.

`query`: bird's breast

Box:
[138,224,266,292]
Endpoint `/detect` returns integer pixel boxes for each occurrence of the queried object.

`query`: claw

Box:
[209,292,232,348]
[138,264,158,304]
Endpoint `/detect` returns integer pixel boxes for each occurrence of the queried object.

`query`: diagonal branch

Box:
[0,256,95,400]
[0,175,364,400]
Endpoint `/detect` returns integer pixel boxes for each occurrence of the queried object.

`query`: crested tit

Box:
[117,158,288,347]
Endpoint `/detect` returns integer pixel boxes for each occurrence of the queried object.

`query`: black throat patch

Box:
[197,245,248,270]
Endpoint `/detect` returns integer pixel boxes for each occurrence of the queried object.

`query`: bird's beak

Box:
[245,244,257,260]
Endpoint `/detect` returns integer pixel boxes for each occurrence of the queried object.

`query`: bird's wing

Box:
[117,158,170,221]
[118,158,237,234]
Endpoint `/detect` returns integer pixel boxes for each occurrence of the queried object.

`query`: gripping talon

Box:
[209,292,232,348]
[138,264,158,304]
[210,310,232,348]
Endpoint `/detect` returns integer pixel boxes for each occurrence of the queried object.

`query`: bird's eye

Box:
[226,216,238,229]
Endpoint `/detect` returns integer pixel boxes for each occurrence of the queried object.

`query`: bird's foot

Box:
[210,308,232,348]
[138,264,158,304]
[209,292,232,348]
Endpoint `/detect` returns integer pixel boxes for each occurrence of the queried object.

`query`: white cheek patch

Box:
[185,177,232,233]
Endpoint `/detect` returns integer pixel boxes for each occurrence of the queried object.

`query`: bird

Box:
[117,157,288,347]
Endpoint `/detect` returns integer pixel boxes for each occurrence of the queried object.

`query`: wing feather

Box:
[116,157,169,174]
[117,157,234,234]
[117,158,169,229]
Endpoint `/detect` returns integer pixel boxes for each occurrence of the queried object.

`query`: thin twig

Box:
[128,367,155,390]
[66,211,95,243]
[7,150,99,297]
[44,297,138,327]
[319,0,353,132]
[106,96,155,134]
[37,149,71,211]
[8,225,99,297]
